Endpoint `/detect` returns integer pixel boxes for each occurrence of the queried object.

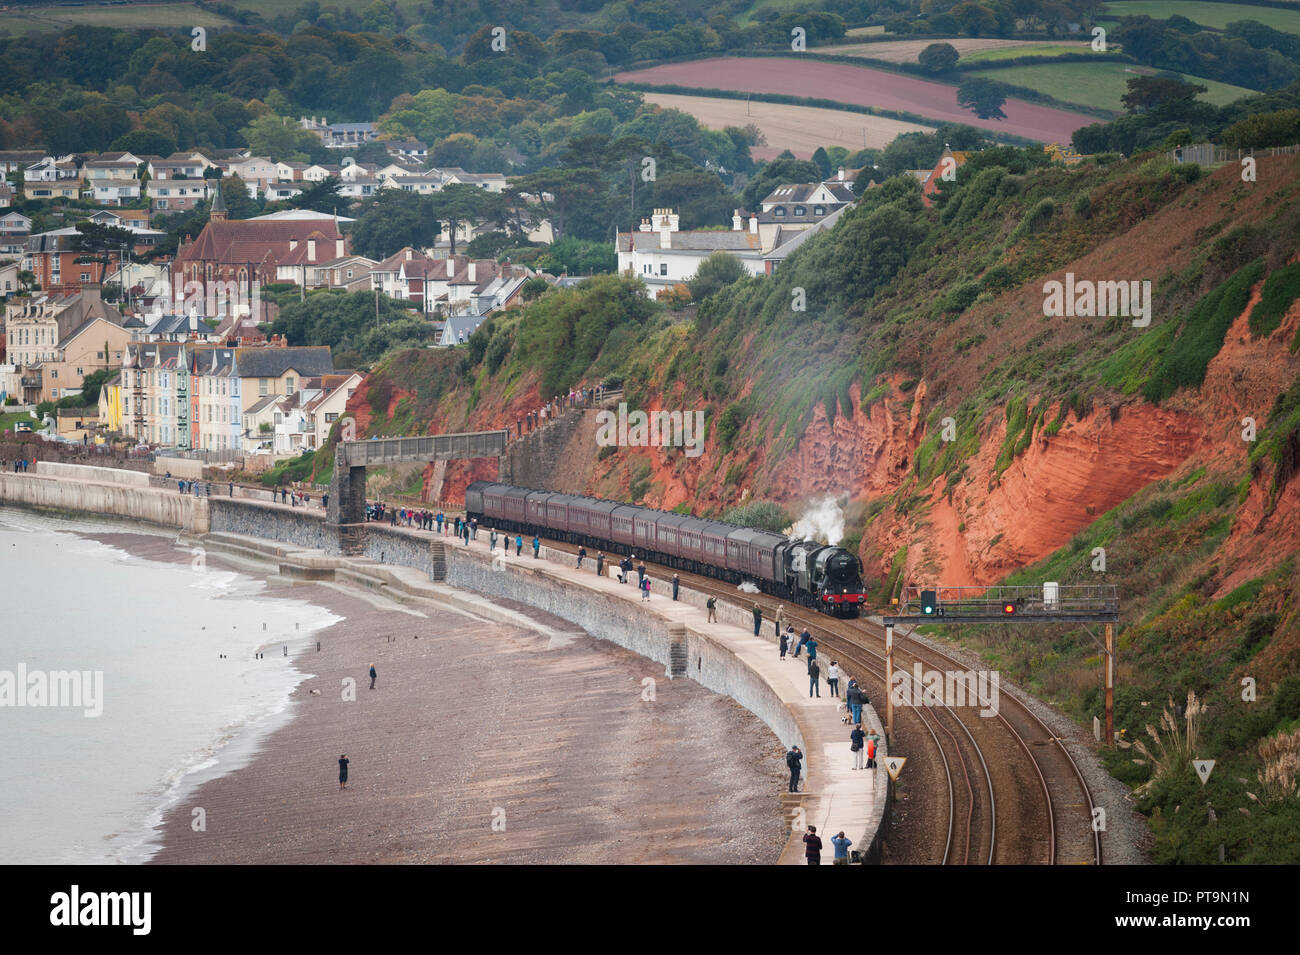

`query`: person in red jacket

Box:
[803,826,823,865]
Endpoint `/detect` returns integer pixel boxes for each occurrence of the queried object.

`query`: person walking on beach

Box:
[751,603,762,637]
[515,534,523,556]
[831,831,852,865]
[851,724,866,770]
[827,660,840,698]
[338,755,349,790]
[803,826,823,866]
[786,746,803,793]
[706,595,717,622]
[808,657,821,698]
[369,663,377,690]
[779,629,789,660]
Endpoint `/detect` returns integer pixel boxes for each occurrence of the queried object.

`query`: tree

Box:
[740,158,822,209]
[241,113,325,162]
[111,128,178,157]
[918,42,960,74]
[349,190,440,259]
[428,183,502,256]
[1222,109,1300,149]
[810,146,832,180]
[1121,76,1208,113]
[217,174,261,220]
[70,222,135,284]
[957,78,1010,120]
[292,176,344,215]
[687,252,746,301]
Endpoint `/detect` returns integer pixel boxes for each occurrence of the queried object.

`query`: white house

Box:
[615,208,766,299]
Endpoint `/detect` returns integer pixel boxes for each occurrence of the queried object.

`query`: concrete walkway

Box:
[468,539,888,866]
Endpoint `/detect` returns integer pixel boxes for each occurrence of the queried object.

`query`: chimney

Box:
[838,167,845,181]
[307,237,316,260]
[405,248,412,260]
[749,215,758,235]
[336,238,344,257]
[732,209,743,231]
[468,262,476,283]
[638,217,651,233]
[289,236,297,250]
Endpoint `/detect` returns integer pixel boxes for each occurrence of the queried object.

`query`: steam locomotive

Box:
[465,482,867,617]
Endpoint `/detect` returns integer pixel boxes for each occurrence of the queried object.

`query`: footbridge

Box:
[327,430,508,552]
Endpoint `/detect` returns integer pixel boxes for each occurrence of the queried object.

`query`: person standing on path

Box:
[793,628,805,659]
[785,746,803,793]
[779,629,789,660]
[672,573,679,601]
[515,534,523,556]
[774,604,784,638]
[803,826,823,866]
[532,536,540,558]
[850,724,866,770]
[637,562,646,587]
[338,755,349,790]
[865,729,880,770]
[808,657,821,698]
[490,528,498,552]
[576,546,586,569]
[706,596,717,622]
[368,663,377,690]
[847,680,864,725]
[228,481,234,497]
[436,512,444,533]
[826,661,840,697]
[751,603,762,636]
[596,552,604,577]
[805,634,819,662]
[641,576,651,601]
[831,832,852,865]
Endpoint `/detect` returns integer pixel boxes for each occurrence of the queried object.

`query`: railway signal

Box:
[1002,601,1016,615]
[921,590,938,615]
[884,756,906,781]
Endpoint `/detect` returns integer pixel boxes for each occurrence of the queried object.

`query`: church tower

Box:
[210,180,228,222]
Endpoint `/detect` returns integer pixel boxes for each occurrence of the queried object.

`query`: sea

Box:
[0,508,340,864]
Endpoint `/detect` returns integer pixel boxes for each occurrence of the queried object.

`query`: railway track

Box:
[538,535,1101,866]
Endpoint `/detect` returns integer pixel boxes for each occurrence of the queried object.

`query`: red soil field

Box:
[616,57,1097,145]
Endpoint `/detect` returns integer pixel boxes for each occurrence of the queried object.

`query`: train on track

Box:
[465,481,867,617]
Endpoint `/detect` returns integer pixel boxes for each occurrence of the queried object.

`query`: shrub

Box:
[1249,262,1300,339]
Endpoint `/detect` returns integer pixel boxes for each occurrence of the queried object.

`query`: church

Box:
[171,183,348,317]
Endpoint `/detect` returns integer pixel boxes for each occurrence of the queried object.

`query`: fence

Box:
[1169,143,1300,166]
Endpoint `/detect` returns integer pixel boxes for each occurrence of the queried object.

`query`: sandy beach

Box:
[84,532,787,865]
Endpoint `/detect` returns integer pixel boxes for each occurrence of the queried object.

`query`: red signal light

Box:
[1003,602,1016,614]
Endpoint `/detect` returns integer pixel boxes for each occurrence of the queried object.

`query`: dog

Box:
[309,689,322,696]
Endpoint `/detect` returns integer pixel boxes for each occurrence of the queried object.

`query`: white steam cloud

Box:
[737,580,760,593]
[789,495,846,545]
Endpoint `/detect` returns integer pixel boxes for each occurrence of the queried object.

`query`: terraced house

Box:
[3,285,128,404]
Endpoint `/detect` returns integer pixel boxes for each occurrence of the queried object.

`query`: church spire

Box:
[210,180,228,222]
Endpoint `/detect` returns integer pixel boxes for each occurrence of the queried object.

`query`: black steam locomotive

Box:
[465,482,867,617]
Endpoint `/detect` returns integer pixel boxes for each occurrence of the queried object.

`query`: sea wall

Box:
[35,461,151,487]
[0,472,209,533]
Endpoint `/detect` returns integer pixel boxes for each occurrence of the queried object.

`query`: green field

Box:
[0,411,40,434]
[0,2,235,36]
[961,43,1109,63]
[967,61,1259,112]
[1102,1,1300,32]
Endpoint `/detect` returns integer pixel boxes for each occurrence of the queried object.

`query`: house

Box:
[0,183,13,209]
[299,116,378,149]
[0,212,32,236]
[0,150,46,174]
[274,161,309,182]
[82,153,143,180]
[379,172,443,196]
[3,285,129,403]
[56,405,99,442]
[146,177,211,212]
[89,209,152,230]
[82,179,142,206]
[148,153,213,181]
[0,260,19,296]
[383,139,428,162]
[24,224,166,288]
[920,146,971,205]
[24,156,79,182]
[616,208,768,300]
[302,371,362,449]
[301,164,342,182]
[305,254,376,290]
[172,184,347,317]
[437,168,507,193]
[337,176,380,199]
[762,203,851,274]
[273,230,347,286]
[264,182,304,202]
[26,182,82,201]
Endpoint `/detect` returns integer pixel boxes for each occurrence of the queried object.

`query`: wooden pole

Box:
[1104,622,1114,746]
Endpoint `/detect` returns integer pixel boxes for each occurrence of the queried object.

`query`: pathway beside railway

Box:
[478,539,888,865]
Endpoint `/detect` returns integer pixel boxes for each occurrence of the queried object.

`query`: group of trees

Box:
[1114,15,1300,93]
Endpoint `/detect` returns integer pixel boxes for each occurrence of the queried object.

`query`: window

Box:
[325,412,338,423]
[51,369,58,379]
[259,378,268,396]
[285,377,295,394]
[775,207,786,217]
[794,206,805,216]
[814,206,825,216]
[659,264,667,276]
[76,368,83,376]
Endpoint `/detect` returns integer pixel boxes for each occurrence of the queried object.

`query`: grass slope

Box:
[966,61,1260,111]
[1102,0,1300,32]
